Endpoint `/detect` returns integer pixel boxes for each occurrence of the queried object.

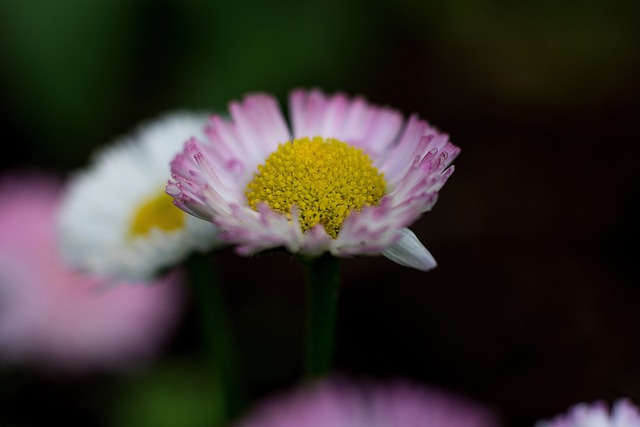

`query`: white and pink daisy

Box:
[0,172,185,374]
[535,399,640,427]
[57,111,222,282]
[167,88,459,270]
[233,375,500,427]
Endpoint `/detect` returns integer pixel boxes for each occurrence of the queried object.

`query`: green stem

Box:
[301,253,341,379]
[187,252,244,424]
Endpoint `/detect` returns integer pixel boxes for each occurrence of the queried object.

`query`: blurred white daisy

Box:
[57,111,222,282]
[168,89,459,270]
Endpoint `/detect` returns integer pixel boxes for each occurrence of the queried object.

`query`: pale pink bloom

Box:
[0,172,185,374]
[234,376,500,427]
[167,88,459,271]
[535,399,640,427]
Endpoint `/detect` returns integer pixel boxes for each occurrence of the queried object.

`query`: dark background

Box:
[1,0,639,426]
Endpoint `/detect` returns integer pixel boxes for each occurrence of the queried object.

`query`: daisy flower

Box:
[167,88,459,270]
[0,172,185,373]
[233,375,500,427]
[535,399,640,427]
[57,111,222,281]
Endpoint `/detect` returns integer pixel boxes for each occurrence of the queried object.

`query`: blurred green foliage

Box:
[109,359,225,427]
[2,0,636,171]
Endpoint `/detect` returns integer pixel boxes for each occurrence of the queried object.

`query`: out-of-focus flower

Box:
[0,173,185,374]
[168,88,458,271]
[57,111,221,282]
[233,375,500,427]
[535,399,640,427]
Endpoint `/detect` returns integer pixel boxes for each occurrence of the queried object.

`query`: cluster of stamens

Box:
[245,136,386,238]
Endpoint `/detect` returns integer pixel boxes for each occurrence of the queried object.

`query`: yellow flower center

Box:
[245,136,386,238]
[129,189,185,238]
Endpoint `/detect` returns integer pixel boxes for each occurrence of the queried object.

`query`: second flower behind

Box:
[57,111,222,282]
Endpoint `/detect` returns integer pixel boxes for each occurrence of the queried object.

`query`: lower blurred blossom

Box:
[233,375,501,427]
[535,399,640,427]
[0,172,185,374]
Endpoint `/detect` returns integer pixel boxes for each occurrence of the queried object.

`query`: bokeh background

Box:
[1,0,639,426]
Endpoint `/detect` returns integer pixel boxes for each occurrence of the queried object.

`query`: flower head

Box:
[233,376,500,427]
[535,399,640,427]
[57,111,222,281]
[167,89,459,270]
[0,172,185,373]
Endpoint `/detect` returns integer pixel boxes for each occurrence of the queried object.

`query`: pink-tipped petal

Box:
[215,204,303,255]
[229,93,291,164]
[289,89,404,156]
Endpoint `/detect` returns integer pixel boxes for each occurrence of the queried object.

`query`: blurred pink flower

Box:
[535,399,640,427]
[0,172,186,374]
[234,375,501,427]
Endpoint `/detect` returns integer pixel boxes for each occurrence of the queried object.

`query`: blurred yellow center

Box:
[129,189,185,238]
[245,136,386,238]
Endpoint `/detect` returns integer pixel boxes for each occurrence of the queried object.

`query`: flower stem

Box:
[301,253,341,379]
[187,252,244,424]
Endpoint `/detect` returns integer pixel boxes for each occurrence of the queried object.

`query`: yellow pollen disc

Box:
[129,189,186,238]
[245,136,386,238]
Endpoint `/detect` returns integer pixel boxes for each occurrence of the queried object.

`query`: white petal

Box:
[382,228,437,271]
[58,111,220,282]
